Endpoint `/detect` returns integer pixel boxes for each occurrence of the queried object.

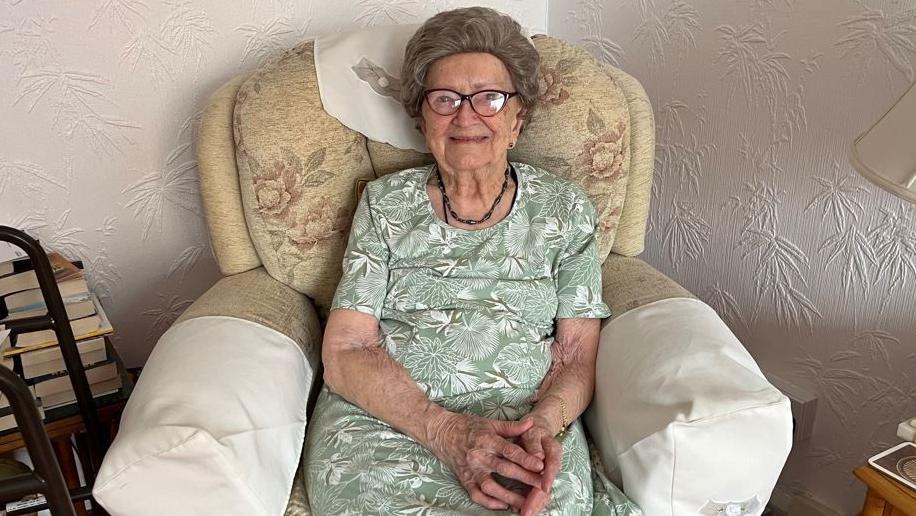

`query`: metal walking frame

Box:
[0,225,110,515]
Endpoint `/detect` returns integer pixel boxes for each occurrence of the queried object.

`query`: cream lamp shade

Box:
[849,81,916,204]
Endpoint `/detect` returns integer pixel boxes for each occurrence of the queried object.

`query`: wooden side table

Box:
[854,464,916,515]
[0,397,127,516]
[0,374,132,516]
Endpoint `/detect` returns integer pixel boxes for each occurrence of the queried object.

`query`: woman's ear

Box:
[512,107,526,136]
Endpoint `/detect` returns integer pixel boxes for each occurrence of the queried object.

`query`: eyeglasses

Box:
[423,89,519,117]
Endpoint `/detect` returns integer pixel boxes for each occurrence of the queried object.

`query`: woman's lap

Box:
[304,388,638,515]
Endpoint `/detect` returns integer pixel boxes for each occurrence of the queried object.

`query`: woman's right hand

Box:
[425,412,546,512]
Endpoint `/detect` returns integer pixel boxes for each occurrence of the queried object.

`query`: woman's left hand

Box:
[517,415,563,516]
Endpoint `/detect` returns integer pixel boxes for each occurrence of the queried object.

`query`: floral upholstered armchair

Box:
[92,31,793,516]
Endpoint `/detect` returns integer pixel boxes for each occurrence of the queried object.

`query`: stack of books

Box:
[0,252,90,322]
[0,330,45,432]
[0,250,122,430]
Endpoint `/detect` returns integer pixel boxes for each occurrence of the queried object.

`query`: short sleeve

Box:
[555,194,612,319]
[330,190,390,319]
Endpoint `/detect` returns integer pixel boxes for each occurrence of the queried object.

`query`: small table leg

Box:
[860,486,891,516]
[52,436,89,516]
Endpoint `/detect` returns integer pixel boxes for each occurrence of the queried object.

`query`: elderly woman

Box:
[304,7,640,515]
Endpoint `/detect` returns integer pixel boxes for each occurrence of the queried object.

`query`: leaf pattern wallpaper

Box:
[0,0,546,368]
[551,0,916,513]
[1,0,914,512]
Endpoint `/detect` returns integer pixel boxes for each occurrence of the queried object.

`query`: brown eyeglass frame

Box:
[423,89,519,117]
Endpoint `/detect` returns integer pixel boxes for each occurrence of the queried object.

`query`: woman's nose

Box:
[452,99,480,124]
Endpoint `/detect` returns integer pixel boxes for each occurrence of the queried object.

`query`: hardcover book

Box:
[0,252,82,298]
[7,295,112,352]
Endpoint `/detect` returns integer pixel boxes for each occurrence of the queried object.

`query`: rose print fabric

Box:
[304,163,641,515]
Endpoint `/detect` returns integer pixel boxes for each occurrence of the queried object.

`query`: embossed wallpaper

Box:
[550,0,916,513]
[0,0,545,367]
[1,0,913,513]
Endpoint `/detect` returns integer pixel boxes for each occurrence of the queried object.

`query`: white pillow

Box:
[93,316,314,516]
[585,298,792,516]
[314,24,425,152]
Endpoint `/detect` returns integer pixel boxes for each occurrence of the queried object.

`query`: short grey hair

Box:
[400,7,539,124]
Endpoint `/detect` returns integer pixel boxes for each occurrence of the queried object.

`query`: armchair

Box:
[93,32,792,516]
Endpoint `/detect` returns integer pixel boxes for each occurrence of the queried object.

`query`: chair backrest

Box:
[196,35,655,312]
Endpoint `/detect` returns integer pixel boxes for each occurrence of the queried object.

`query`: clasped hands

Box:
[427,412,562,515]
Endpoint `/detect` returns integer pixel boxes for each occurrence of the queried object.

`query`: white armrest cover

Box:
[585,298,792,516]
[94,316,315,516]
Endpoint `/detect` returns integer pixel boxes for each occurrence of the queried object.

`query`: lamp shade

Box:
[849,81,916,204]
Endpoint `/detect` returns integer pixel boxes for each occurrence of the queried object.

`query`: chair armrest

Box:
[584,297,792,516]
[175,267,322,369]
[94,268,322,516]
[601,254,695,319]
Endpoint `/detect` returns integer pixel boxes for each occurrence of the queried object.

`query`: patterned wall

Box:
[550,0,916,513]
[0,0,546,368]
[3,0,914,511]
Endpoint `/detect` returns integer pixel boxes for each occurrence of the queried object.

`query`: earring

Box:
[508,141,516,149]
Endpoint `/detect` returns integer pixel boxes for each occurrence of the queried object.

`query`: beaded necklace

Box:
[436,163,511,225]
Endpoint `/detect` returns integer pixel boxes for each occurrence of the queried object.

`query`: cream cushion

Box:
[585,298,792,516]
[93,317,313,516]
[512,35,631,260]
[234,43,375,313]
[314,24,425,152]
[198,73,262,275]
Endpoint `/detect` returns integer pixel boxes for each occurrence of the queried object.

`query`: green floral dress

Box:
[304,163,641,515]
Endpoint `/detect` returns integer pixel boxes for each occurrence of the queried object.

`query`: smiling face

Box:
[419,52,525,174]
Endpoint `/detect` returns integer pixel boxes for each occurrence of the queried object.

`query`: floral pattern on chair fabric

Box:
[580,118,628,183]
[253,156,303,219]
[511,37,632,261]
[286,200,351,253]
[538,56,584,107]
[234,40,374,311]
[247,148,349,249]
